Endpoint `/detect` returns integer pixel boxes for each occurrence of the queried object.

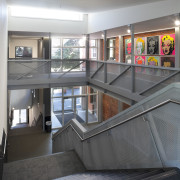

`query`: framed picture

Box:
[125,39,131,55]
[15,46,32,58]
[160,34,175,55]
[147,56,159,66]
[161,57,175,67]
[147,36,159,55]
[135,37,146,55]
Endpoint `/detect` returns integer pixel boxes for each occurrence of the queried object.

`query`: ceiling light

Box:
[175,20,180,26]
[127,29,131,33]
[28,106,31,109]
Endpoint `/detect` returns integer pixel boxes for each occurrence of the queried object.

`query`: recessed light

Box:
[175,20,180,26]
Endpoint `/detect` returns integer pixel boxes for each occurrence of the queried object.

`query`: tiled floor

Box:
[7,126,52,162]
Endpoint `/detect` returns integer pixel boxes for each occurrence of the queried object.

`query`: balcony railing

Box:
[8,59,180,100]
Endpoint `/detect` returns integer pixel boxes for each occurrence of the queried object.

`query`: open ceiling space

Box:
[7,0,167,13]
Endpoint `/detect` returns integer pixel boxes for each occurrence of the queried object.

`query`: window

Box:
[51,37,86,72]
[89,40,98,60]
[107,38,116,60]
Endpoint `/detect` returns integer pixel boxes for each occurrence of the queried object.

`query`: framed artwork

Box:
[15,46,32,58]
[161,34,175,55]
[161,57,175,67]
[135,37,146,55]
[147,36,159,55]
[125,39,131,55]
[135,56,146,65]
[125,55,131,64]
[147,56,159,66]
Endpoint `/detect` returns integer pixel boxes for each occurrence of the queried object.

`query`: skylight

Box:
[10,6,83,21]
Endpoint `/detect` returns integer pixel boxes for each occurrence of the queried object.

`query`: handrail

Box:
[8,58,180,71]
[8,59,87,62]
[0,129,7,158]
[53,99,180,141]
[88,59,180,71]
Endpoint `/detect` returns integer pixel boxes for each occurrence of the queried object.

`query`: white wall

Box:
[9,38,38,58]
[10,89,32,109]
[0,0,8,141]
[88,0,180,33]
[8,8,88,34]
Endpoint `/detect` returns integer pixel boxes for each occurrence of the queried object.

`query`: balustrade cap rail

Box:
[8,58,180,71]
[52,99,180,141]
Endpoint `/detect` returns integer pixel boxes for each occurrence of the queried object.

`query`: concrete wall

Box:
[0,0,8,141]
[88,0,180,33]
[9,38,38,58]
[10,89,32,109]
[8,8,88,34]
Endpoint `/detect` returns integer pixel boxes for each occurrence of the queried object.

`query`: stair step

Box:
[3,151,85,180]
[142,169,180,180]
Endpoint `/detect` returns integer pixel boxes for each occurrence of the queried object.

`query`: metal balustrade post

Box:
[130,24,135,105]
[86,34,90,78]
[103,30,107,83]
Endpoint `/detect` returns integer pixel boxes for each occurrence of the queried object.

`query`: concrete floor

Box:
[7,126,52,162]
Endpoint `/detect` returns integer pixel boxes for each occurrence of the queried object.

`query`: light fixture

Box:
[101,34,104,38]
[12,107,15,110]
[28,106,31,109]
[127,29,131,33]
[175,20,180,26]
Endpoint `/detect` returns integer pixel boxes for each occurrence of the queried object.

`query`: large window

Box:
[51,38,85,59]
[51,38,86,72]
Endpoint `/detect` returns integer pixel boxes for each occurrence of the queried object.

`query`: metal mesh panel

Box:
[148,103,180,165]
[142,72,180,96]
[134,67,176,93]
[107,64,128,84]
[83,117,162,169]
[91,63,104,83]
[110,68,132,90]
[8,61,51,80]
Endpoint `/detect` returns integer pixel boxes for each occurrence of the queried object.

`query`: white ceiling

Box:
[7,0,166,13]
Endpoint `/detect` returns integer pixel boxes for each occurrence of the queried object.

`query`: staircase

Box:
[54,169,180,180]
[3,151,85,180]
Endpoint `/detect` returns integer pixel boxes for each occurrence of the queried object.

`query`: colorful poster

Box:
[125,55,131,64]
[161,57,175,67]
[147,56,159,66]
[135,37,146,55]
[161,34,175,55]
[147,36,159,55]
[135,56,146,65]
[125,39,131,55]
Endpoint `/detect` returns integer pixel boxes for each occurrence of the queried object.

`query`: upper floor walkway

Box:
[8,59,180,103]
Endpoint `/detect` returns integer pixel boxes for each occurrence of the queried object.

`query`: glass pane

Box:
[53,98,62,112]
[52,88,62,97]
[90,40,96,47]
[88,95,98,123]
[63,39,85,47]
[74,86,81,95]
[64,98,73,111]
[76,97,86,123]
[62,60,82,71]
[89,48,97,59]
[108,39,115,47]
[12,110,20,126]
[51,60,62,72]
[51,48,61,59]
[52,38,61,47]
[21,109,27,123]
[63,87,72,96]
